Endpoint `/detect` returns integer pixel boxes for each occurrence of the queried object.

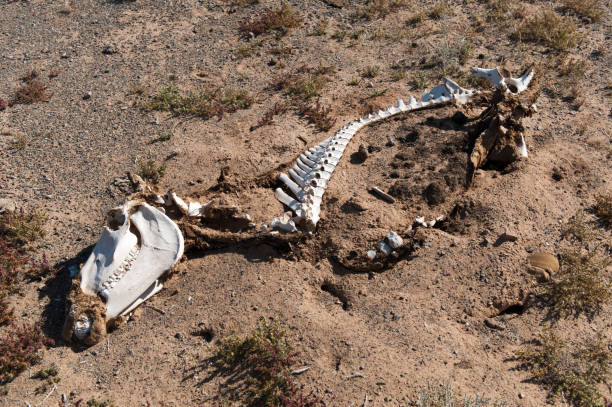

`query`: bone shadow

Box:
[38,244,95,348]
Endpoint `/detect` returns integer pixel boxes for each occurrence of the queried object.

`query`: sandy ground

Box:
[0,0,611,406]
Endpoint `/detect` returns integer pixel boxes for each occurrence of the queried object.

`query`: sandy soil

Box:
[0,0,611,406]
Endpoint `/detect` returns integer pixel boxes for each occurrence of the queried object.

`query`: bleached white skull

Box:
[64,201,184,345]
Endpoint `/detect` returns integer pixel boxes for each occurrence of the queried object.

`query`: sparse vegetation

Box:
[416,381,507,406]
[351,0,408,22]
[0,209,46,248]
[412,71,430,89]
[594,193,612,225]
[513,9,581,51]
[150,132,172,144]
[516,329,611,406]
[428,1,452,20]
[215,318,323,406]
[547,244,611,319]
[9,75,52,106]
[86,399,117,407]
[362,65,381,78]
[137,157,166,185]
[255,102,288,128]
[32,363,60,394]
[271,66,333,101]
[297,100,336,132]
[0,323,51,385]
[0,209,49,325]
[562,210,596,242]
[146,85,253,120]
[238,3,302,38]
[308,20,327,36]
[561,0,604,22]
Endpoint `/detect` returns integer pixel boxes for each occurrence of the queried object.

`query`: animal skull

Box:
[63,201,184,345]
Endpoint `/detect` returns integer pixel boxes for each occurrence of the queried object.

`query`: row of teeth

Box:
[274,78,476,229]
[274,67,535,230]
[99,245,140,299]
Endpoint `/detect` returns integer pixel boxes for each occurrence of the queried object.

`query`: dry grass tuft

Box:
[351,0,408,22]
[547,245,611,319]
[561,0,604,22]
[215,318,323,406]
[0,209,46,248]
[516,329,611,406]
[513,9,581,51]
[238,2,302,38]
[594,193,612,225]
[428,1,452,20]
[297,100,336,132]
[137,158,166,185]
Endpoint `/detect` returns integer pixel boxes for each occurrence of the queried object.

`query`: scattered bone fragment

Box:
[270,212,298,233]
[386,231,403,249]
[366,249,377,261]
[370,186,395,204]
[378,241,392,256]
[527,252,559,282]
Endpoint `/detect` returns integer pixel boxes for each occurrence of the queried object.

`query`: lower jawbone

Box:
[63,201,184,345]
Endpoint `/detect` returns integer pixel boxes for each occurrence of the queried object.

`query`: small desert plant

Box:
[150,132,172,144]
[416,381,506,406]
[351,0,408,22]
[515,329,611,406]
[10,76,52,106]
[0,209,46,248]
[308,20,328,36]
[255,102,289,128]
[562,210,596,242]
[428,1,452,20]
[32,363,59,380]
[86,399,117,407]
[513,9,581,51]
[594,193,612,225]
[216,318,323,406]
[547,244,611,319]
[362,65,381,78]
[0,323,51,385]
[297,100,336,132]
[561,0,604,22]
[412,71,430,89]
[271,66,334,101]
[238,2,302,38]
[137,158,166,185]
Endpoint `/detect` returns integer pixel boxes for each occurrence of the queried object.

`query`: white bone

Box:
[275,188,302,213]
[279,173,301,196]
[508,67,534,93]
[519,134,528,158]
[472,67,506,88]
[270,212,298,233]
[80,202,184,319]
[274,67,534,230]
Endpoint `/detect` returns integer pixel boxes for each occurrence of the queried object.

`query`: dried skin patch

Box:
[62,281,107,346]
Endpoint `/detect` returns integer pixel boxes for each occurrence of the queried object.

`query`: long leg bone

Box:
[274,67,535,230]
